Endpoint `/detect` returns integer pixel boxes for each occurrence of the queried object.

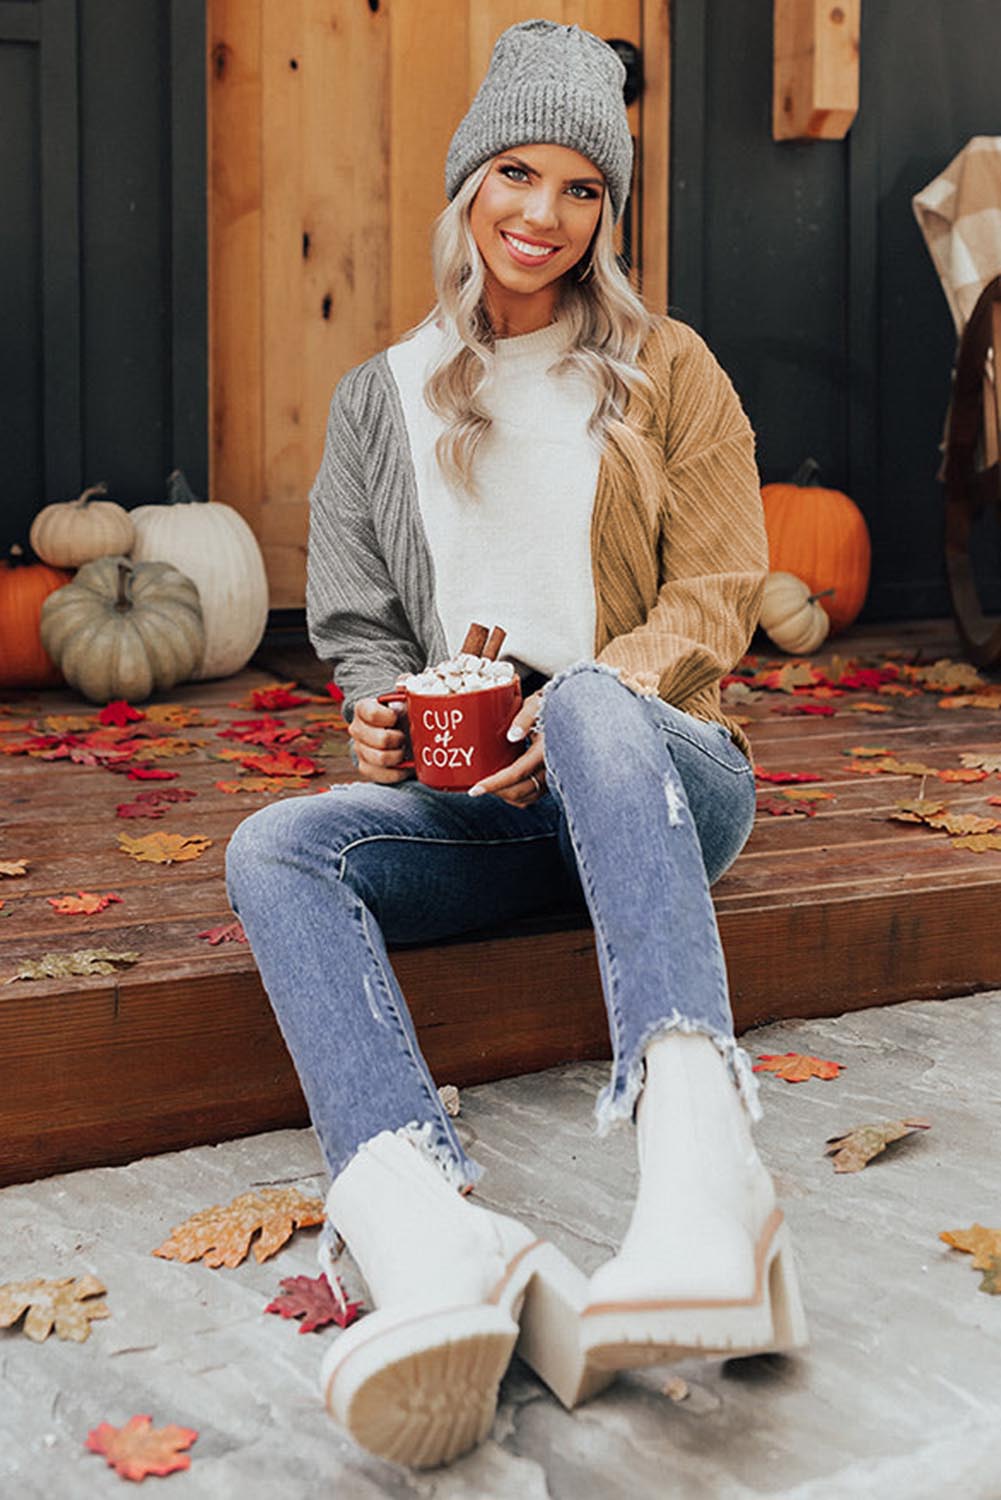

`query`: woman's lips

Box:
[500,231,561,268]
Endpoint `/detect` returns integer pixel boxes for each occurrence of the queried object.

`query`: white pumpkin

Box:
[128,470,269,679]
[759,572,832,654]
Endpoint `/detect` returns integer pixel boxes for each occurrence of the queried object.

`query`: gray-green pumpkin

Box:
[39,555,205,703]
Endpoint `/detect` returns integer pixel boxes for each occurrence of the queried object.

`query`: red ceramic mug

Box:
[377,677,523,791]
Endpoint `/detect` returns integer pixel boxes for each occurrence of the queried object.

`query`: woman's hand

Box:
[467,690,546,807]
[349,678,415,784]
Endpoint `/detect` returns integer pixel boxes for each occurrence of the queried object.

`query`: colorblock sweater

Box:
[306,313,768,761]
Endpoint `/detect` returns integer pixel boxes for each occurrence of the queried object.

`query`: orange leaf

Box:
[845,746,892,757]
[779,788,834,802]
[937,768,988,783]
[145,703,217,727]
[47,891,123,915]
[940,1223,1001,1271]
[758,796,815,817]
[196,921,247,945]
[753,1052,843,1082]
[117,832,212,865]
[86,1415,197,1481]
[238,749,322,778]
[152,1187,325,1268]
[845,701,891,713]
[215,776,309,793]
[0,859,29,877]
[824,1117,931,1172]
[130,736,204,759]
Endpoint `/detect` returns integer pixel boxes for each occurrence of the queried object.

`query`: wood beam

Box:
[773,0,860,141]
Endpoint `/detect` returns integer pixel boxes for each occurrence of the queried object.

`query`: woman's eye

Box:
[499,164,528,182]
[568,184,599,200]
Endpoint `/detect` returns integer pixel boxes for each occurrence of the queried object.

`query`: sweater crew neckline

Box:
[489,319,569,363]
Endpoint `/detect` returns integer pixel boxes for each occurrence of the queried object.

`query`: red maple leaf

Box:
[99,700,147,728]
[122,766,179,781]
[754,768,824,784]
[326,681,345,704]
[758,796,816,817]
[834,667,899,690]
[772,703,837,717]
[196,920,248,945]
[85,1415,197,1481]
[218,717,306,748]
[250,686,310,712]
[264,1272,363,1333]
[117,800,168,819]
[132,787,196,805]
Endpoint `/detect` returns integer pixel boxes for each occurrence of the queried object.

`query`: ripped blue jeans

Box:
[224,662,758,1193]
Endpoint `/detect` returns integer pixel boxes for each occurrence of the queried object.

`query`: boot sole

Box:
[322,1238,614,1467]
[579,1212,809,1370]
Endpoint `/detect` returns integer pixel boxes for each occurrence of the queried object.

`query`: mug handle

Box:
[376,690,415,770]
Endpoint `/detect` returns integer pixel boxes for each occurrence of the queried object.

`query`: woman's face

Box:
[468,142,605,333]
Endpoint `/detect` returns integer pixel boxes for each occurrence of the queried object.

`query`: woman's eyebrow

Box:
[498,153,605,187]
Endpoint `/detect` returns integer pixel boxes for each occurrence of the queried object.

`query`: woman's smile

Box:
[500,230,562,266]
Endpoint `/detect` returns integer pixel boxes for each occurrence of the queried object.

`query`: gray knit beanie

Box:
[445,20,632,223]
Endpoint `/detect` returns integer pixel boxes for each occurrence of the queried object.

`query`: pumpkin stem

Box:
[77,482,110,507]
[165,469,205,506]
[791,457,823,487]
[808,587,836,603]
[115,561,134,612]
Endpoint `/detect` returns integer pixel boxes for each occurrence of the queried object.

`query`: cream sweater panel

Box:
[385,318,601,677]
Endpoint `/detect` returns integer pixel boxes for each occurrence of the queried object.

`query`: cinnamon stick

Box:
[483,626,506,661]
[461,622,489,656]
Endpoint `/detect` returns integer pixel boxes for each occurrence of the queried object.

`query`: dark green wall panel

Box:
[0,40,43,518]
[671,0,1001,621]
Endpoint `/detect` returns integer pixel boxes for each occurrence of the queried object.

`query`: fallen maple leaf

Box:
[196,921,247,945]
[846,746,892,758]
[937,767,988,783]
[925,812,1001,836]
[118,831,212,865]
[912,659,987,692]
[130,736,204,759]
[132,787,196,804]
[0,1274,109,1341]
[758,796,816,817]
[7,948,141,982]
[756,663,822,692]
[824,1117,931,1172]
[877,683,920,697]
[238,749,322,778]
[122,766,179,781]
[0,859,29,877]
[753,1052,843,1082]
[47,891,123,915]
[888,799,948,824]
[116,800,168,820]
[845,701,891,713]
[959,752,1001,773]
[754,768,824,784]
[218,716,307,747]
[326,681,345,703]
[939,1223,1001,1270]
[949,833,1001,852]
[99,700,145,728]
[264,1272,362,1333]
[779,788,834,802]
[250,684,311,711]
[152,1187,325,1268]
[215,776,309,793]
[772,703,837,717]
[42,712,98,733]
[989,797,1001,808]
[145,703,215,727]
[86,1415,197,1482]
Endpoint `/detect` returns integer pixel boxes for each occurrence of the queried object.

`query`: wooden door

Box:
[208,1,670,608]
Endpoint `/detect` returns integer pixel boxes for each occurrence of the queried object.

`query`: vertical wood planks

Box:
[639,0,669,312]
[208,0,263,537]
[773,0,861,142]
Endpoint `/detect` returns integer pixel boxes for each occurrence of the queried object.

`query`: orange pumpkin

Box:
[760,459,871,634]
[0,544,73,688]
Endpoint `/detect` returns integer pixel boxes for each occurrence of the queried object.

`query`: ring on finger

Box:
[528,772,542,797]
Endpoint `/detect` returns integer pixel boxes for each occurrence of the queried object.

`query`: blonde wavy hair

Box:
[411,158,664,515]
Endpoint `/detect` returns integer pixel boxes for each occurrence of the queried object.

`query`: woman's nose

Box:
[522,186,560,230]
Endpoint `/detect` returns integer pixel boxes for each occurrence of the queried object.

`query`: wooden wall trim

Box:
[640,0,670,314]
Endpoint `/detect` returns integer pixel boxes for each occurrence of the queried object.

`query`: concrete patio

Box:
[2,989,1000,1499]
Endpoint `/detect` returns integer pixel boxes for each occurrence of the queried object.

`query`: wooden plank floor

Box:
[3,617,1000,1186]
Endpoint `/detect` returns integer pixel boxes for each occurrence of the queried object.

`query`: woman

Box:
[225,18,807,1472]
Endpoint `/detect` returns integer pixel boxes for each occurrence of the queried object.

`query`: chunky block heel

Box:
[505,1240,617,1408]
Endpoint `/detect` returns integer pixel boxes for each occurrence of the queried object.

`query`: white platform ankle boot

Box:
[580,1032,809,1371]
[318,1129,611,1468]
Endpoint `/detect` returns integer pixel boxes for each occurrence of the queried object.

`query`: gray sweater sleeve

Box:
[306,365,429,719]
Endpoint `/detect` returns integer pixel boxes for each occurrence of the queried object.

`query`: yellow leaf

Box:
[949,833,1001,852]
[779,788,835,802]
[7,948,141,982]
[152,1187,325,1268]
[925,812,1000,835]
[0,1274,109,1342]
[130,736,206,760]
[0,859,29,877]
[824,1118,932,1172]
[118,832,213,865]
[959,752,1001,773]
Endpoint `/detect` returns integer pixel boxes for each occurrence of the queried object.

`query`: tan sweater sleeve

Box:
[596,328,768,704]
